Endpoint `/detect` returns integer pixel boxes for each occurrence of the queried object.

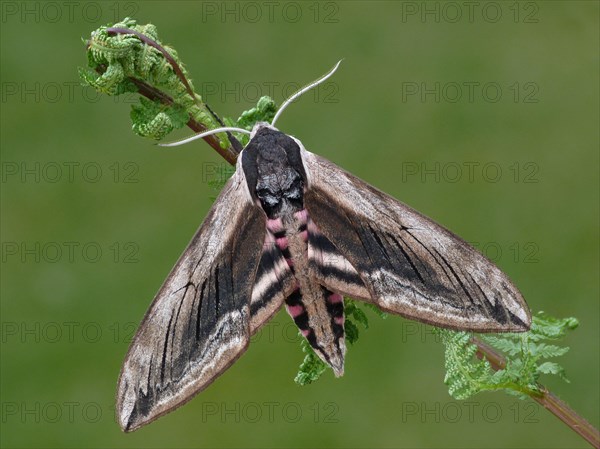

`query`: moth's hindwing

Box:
[250,228,298,333]
[117,168,267,432]
[299,147,531,332]
[306,215,371,301]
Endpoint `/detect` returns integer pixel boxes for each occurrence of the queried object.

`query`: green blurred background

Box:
[1,1,598,448]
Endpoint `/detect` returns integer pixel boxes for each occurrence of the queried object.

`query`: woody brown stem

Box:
[94,65,238,165]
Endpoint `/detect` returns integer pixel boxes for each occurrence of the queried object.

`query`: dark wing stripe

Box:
[146,355,153,391]
[508,310,527,327]
[160,311,175,383]
[310,232,339,254]
[249,299,267,316]
[360,225,426,287]
[490,291,510,323]
[403,228,457,288]
[431,248,473,305]
[250,278,285,315]
[309,234,359,282]
[368,224,395,266]
[314,263,364,287]
[383,232,413,279]
[253,249,274,280]
[389,234,426,285]
[468,272,493,308]
[195,280,206,341]
[169,286,192,379]
[214,267,220,317]
[198,273,213,341]
[400,234,435,281]
[354,223,377,268]
[306,215,371,301]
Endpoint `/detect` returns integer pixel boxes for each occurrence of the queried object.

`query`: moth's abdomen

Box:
[267,209,346,376]
[284,286,346,375]
[325,291,345,331]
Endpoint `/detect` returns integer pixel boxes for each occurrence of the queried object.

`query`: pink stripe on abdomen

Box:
[286,303,304,318]
[328,293,343,303]
[266,218,284,234]
[276,237,288,250]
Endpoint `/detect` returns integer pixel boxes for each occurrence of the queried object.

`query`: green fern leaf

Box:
[438,311,578,401]
[294,337,327,386]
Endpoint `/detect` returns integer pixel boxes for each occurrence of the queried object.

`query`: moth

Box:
[116,62,531,432]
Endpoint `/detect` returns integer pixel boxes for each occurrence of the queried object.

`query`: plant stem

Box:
[473,337,600,448]
[94,64,238,165]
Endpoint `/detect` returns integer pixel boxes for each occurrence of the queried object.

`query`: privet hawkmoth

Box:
[116,62,531,432]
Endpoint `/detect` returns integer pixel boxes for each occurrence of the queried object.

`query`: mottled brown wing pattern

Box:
[299,146,531,333]
[116,168,266,432]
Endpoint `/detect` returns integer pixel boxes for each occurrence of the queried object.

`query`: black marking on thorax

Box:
[241,127,307,219]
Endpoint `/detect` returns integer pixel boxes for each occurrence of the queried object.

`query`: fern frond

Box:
[294,337,327,386]
[437,311,578,400]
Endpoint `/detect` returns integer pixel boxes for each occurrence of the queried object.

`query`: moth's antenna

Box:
[271,60,342,127]
[160,61,342,148]
[159,127,251,147]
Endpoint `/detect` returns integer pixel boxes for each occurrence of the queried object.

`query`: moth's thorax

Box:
[241,126,307,219]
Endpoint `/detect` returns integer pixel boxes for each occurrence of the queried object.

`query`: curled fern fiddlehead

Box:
[80,17,220,142]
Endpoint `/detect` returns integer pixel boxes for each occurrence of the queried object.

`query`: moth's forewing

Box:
[116,167,266,432]
[297,142,530,332]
